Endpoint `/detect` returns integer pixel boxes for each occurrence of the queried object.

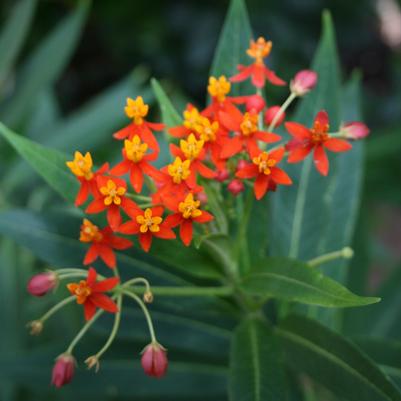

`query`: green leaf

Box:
[151,78,182,128]
[277,315,401,401]
[240,258,379,307]
[0,0,37,87]
[210,0,253,95]
[0,122,78,203]
[269,12,363,283]
[1,0,90,127]
[229,317,287,401]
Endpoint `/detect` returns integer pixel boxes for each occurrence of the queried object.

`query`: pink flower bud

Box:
[52,354,75,388]
[27,271,57,297]
[245,94,266,113]
[341,122,370,140]
[227,179,244,196]
[264,106,285,128]
[215,169,230,182]
[197,191,208,204]
[290,70,317,96]
[141,342,168,378]
[236,159,248,172]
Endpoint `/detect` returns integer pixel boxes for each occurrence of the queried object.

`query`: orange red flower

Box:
[67,267,119,320]
[285,110,352,176]
[230,38,286,88]
[118,207,176,252]
[80,219,132,268]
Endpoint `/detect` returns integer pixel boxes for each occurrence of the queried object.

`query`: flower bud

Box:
[85,355,100,372]
[141,342,168,378]
[264,106,285,128]
[143,290,154,304]
[290,70,317,96]
[215,169,230,182]
[197,191,208,205]
[236,159,247,172]
[340,122,370,140]
[227,179,244,196]
[52,353,75,388]
[245,94,266,113]
[27,271,58,297]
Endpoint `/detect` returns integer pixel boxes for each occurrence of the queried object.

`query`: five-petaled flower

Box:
[230,37,286,88]
[118,207,176,252]
[236,148,292,199]
[165,193,214,246]
[285,110,352,176]
[86,176,139,230]
[66,151,109,206]
[80,218,133,268]
[219,107,281,158]
[67,267,119,321]
[113,96,164,152]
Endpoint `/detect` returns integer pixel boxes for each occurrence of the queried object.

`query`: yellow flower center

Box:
[311,120,330,144]
[178,193,202,219]
[136,208,163,233]
[167,157,191,184]
[66,151,94,180]
[247,37,272,64]
[100,180,126,206]
[124,96,149,125]
[67,280,92,304]
[195,117,219,142]
[80,219,103,243]
[183,107,202,131]
[124,135,148,162]
[240,112,259,136]
[207,76,231,102]
[253,152,277,175]
[180,133,204,160]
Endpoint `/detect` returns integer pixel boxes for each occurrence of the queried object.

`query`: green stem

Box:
[122,289,157,343]
[267,92,297,132]
[95,295,123,359]
[307,247,354,268]
[122,277,151,292]
[236,190,253,273]
[39,296,75,323]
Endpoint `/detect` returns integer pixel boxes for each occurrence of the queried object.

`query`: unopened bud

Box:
[27,271,58,297]
[141,342,168,378]
[340,122,370,140]
[264,106,285,128]
[52,353,75,388]
[236,159,248,172]
[290,70,317,96]
[342,247,354,259]
[85,355,100,372]
[143,291,154,304]
[227,179,244,196]
[245,94,266,113]
[215,169,230,182]
[27,320,43,336]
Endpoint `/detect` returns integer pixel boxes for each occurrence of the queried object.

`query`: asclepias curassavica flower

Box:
[23,9,374,393]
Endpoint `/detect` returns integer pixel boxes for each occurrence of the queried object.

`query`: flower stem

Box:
[307,247,354,268]
[236,190,253,273]
[122,289,157,343]
[94,295,123,360]
[121,285,233,297]
[39,296,75,323]
[122,277,151,292]
[267,92,297,132]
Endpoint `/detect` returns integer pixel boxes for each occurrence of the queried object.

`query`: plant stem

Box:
[95,295,123,359]
[307,247,354,268]
[122,277,151,292]
[236,190,253,273]
[267,92,297,132]
[122,289,157,343]
[39,296,75,323]
[122,285,233,297]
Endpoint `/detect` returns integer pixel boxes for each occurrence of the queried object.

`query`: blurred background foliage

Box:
[0,0,400,400]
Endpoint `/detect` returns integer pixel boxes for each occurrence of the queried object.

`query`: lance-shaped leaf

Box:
[210,0,253,95]
[229,317,287,401]
[239,258,379,307]
[277,315,401,401]
[0,122,77,203]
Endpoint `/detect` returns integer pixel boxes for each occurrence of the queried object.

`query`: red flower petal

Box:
[87,267,97,286]
[92,277,119,292]
[287,145,313,163]
[254,174,269,200]
[98,244,116,268]
[75,181,90,206]
[220,136,243,158]
[83,245,98,265]
[313,145,329,176]
[86,198,106,214]
[84,300,96,321]
[118,220,140,235]
[269,147,285,163]
[121,197,141,219]
[139,232,153,252]
[285,122,311,140]
[196,162,216,179]
[110,160,131,176]
[315,110,329,127]
[140,126,159,152]
[236,164,258,179]
[164,213,184,228]
[113,124,133,140]
[129,163,144,193]
[230,64,253,83]
[155,225,176,239]
[90,293,119,313]
[193,211,214,223]
[271,167,292,185]
[110,236,133,250]
[264,67,286,86]
[323,138,352,152]
[179,219,193,246]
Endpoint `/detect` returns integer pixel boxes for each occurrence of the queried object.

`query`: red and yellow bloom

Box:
[67,267,119,321]
[285,110,352,176]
